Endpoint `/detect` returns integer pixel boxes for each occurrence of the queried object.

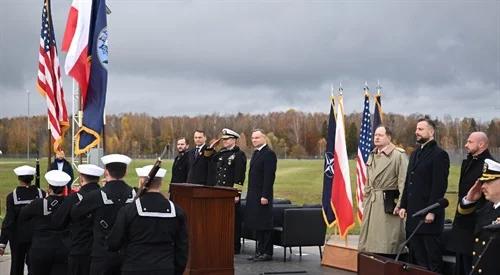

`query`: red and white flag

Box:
[62,0,92,105]
[332,95,354,238]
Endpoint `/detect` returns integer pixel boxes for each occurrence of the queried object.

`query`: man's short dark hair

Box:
[376,125,393,138]
[194,130,205,136]
[51,186,65,195]
[177,137,188,144]
[105,163,127,179]
[252,128,265,135]
[81,173,100,183]
[18,175,34,185]
[418,116,436,130]
[148,177,163,189]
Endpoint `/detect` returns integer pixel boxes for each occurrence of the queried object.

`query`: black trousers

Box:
[256,230,273,256]
[234,201,242,252]
[454,252,472,275]
[122,270,173,275]
[408,234,443,273]
[90,255,122,275]
[68,255,91,275]
[29,246,68,275]
[9,241,31,275]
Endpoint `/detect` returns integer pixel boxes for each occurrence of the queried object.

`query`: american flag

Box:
[355,91,373,221]
[36,0,69,152]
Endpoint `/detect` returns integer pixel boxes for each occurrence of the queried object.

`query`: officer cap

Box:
[101,154,132,165]
[45,170,71,187]
[78,164,104,177]
[13,165,36,176]
[136,165,167,178]
[221,128,240,139]
[479,159,500,182]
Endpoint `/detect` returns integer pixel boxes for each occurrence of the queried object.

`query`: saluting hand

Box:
[260,197,269,205]
[209,138,222,149]
[466,180,482,202]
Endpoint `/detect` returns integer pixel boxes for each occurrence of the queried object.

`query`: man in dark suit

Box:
[186,130,211,185]
[245,129,277,262]
[171,137,190,183]
[49,150,74,189]
[447,132,492,275]
[458,158,500,275]
[399,117,450,273]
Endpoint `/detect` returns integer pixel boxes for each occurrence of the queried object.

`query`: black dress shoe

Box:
[247,253,261,261]
[254,253,272,261]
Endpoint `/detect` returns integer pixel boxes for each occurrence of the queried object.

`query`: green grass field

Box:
[0,158,460,234]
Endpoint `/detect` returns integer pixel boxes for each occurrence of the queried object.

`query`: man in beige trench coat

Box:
[358,126,408,257]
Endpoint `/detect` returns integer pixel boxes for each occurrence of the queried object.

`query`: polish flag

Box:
[62,0,92,105]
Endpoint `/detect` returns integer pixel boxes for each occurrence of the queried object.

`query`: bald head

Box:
[465,132,489,156]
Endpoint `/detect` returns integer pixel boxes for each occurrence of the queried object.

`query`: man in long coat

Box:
[358,126,408,257]
[399,117,450,273]
[245,129,277,262]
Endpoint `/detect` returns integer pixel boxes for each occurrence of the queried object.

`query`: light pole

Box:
[26,89,30,160]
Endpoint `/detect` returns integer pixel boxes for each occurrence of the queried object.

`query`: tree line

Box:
[0,110,499,160]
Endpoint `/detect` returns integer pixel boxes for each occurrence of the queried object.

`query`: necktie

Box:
[195,148,200,159]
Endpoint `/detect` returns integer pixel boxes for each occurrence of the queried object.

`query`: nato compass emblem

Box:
[97,27,108,70]
[324,152,334,179]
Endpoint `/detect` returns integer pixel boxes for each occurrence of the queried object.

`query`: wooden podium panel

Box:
[169,183,239,275]
[358,252,438,275]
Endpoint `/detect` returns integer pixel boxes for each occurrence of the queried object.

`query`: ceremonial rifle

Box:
[136,145,168,198]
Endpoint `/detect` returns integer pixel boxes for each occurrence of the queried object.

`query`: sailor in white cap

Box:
[19,170,70,275]
[459,158,500,275]
[108,165,188,274]
[71,154,135,275]
[205,128,247,254]
[0,165,45,275]
[52,164,103,275]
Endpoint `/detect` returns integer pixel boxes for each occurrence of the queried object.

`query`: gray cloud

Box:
[1,0,499,121]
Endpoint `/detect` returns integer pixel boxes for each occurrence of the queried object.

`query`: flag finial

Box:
[376,80,382,95]
[338,82,343,96]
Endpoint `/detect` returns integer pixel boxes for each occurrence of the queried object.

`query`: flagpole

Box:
[47,118,52,170]
[102,109,106,154]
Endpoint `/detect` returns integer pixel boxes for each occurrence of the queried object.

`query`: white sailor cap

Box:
[44,170,71,187]
[136,165,167,178]
[480,159,500,182]
[78,164,104,177]
[221,128,240,139]
[13,165,36,176]
[101,154,132,165]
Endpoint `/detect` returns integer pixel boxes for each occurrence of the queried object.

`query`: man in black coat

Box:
[0,165,45,275]
[49,150,74,189]
[71,154,135,275]
[108,166,188,275]
[171,137,190,183]
[245,129,277,261]
[457,158,500,275]
[447,132,492,275]
[399,117,450,273]
[186,130,211,185]
[205,128,247,253]
[52,164,103,275]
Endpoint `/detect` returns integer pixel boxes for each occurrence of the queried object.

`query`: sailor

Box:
[52,164,104,275]
[19,170,70,275]
[108,165,188,275]
[0,165,45,275]
[71,154,135,275]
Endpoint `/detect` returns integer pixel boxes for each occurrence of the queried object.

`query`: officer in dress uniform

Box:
[205,128,247,254]
[52,164,104,275]
[71,154,135,275]
[108,165,188,275]
[19,170,70,275]
[458,159,500,275]
[0,165,45,275]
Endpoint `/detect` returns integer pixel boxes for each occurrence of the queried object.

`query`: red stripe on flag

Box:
[331,151,354,237]
[62,6,78,51]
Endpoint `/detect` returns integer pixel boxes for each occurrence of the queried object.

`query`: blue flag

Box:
[322,96,336,226]
[75,0,108,155]
[372,94,383,138]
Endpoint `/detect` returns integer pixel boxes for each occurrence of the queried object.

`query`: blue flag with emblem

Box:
[322,96,336,226]
[75,0,108,155]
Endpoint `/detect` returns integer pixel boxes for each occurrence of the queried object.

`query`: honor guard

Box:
[108,165,188,275]
[19,170,70,275]
[52,164,104,275]
[0,165,45,275]
[459,159,500,275]
[71,154,135,275]
[205,128,247,254]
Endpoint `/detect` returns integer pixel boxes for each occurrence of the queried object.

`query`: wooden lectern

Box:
[358,252,438,275]
[169,183,239,275]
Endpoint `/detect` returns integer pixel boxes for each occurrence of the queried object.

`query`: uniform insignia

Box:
[483,162,488,173]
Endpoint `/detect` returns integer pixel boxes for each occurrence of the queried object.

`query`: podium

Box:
[169,183,239,275]
[358,252,438,275]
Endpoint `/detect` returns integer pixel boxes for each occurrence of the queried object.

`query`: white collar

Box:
[196,144,205,150]
[256,144,267,151]
[494,202,500,209]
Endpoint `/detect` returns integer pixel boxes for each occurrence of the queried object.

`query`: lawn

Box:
[0,158,460,234]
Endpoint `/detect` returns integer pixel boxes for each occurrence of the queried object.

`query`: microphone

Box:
[411,198,449,218]
[483,222,500,232]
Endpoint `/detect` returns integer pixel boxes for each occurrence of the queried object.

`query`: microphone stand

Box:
[468,235,497,275]
[395,219,425,262]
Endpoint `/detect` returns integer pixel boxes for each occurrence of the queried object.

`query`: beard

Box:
[416,136,429,144]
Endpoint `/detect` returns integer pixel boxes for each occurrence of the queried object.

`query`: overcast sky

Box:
[1,0,499,121]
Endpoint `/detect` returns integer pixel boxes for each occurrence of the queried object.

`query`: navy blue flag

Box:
[372,93,383,139]
[322,96,336,226]
[75,0,108,155]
